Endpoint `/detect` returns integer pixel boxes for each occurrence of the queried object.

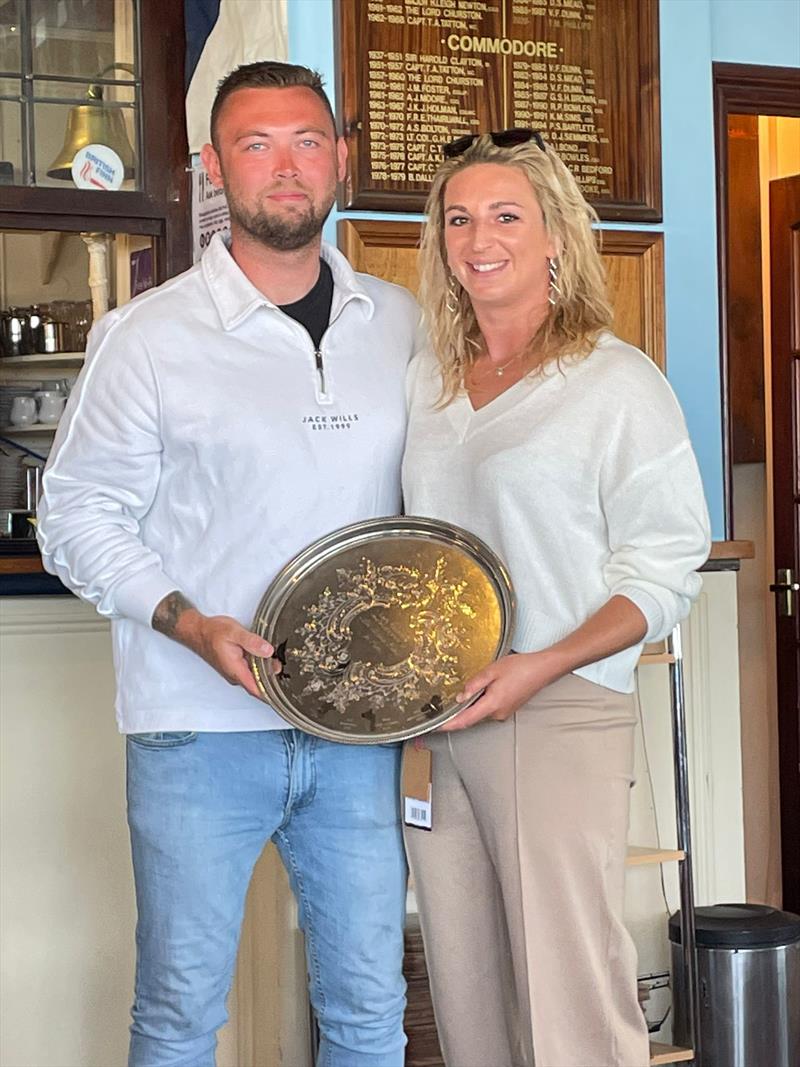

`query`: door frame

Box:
[713,63,800,909]
[769,174,800,912]
[713,61,800,536]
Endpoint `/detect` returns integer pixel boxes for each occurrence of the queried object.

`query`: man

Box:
[37,61,420,1067]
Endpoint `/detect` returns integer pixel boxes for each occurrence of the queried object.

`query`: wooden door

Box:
[770,173,800,912]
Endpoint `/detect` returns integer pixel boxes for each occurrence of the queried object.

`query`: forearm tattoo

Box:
[152,590,196,638]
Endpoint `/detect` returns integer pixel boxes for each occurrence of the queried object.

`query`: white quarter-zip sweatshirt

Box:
[402,333,711,693]
[37,234,422,732]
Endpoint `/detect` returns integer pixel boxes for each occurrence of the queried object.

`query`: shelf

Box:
[0,352,84,366]
[639,652,677,665]
[639,640,675,666]
[627,845,685,866]
[0,555,44,574]
[650,1041,694,1064]
[0,423,58,435]
[708,539,755,561]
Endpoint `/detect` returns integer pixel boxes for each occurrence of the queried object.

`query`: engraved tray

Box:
[249,516,514,743]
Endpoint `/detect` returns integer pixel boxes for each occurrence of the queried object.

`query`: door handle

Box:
[769,568,800,616]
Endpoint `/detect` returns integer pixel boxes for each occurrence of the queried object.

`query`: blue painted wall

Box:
[288,0,800,538]
[711,0,800,66]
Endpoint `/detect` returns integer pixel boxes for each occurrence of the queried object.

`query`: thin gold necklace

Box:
[470,351,523,383]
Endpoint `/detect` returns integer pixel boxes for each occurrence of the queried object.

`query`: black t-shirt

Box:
[277,259,333,351]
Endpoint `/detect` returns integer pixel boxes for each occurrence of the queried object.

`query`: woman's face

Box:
[442,162,556,316]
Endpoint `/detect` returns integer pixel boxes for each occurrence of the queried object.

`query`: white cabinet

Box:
[0,595,310,1067]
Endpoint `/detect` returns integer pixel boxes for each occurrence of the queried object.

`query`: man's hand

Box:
[152,591,274,700]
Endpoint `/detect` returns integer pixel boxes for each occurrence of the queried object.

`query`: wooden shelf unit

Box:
[640,626,701,1065]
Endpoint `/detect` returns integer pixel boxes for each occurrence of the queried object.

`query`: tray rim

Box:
[249,514,515,744]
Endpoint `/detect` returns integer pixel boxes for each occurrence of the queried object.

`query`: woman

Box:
[401,130,711,1067]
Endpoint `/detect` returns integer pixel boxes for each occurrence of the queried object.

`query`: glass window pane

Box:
[33,83,138,189]
[33,77,138,103]
[0,76,21,185]
[0,0,22,73]
[30,0,137,83]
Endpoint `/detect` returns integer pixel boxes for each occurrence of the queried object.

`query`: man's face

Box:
[201,86,347,252]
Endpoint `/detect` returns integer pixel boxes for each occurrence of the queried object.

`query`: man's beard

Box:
[226,186,335,252]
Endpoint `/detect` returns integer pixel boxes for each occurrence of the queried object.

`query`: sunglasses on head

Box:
[442,128,546,159]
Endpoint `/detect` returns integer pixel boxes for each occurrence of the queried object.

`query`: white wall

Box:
[0,231,90,309]
[0,597,133,1067]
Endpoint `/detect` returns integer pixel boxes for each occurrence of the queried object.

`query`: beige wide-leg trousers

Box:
[404,672,650,1067]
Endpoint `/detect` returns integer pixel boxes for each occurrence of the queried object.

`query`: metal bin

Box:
[669,903,800,1067]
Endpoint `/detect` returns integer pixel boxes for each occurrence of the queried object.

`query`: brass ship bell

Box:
[47,63,136,180]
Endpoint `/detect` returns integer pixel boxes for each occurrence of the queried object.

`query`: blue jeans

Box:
[126,730,407,1067]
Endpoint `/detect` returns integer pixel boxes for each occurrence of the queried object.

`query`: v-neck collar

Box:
[445,368,557,441]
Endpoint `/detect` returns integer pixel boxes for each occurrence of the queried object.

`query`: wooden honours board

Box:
[334,0,661,221]
[338,218,665,369]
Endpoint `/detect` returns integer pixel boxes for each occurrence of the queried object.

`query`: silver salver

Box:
[249,516,515,743]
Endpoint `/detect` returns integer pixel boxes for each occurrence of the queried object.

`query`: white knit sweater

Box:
[37,235,421,732]
[402,332,711,693]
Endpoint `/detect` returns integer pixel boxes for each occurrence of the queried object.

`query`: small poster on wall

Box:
[130,248,154,298]
[191,162,230,263]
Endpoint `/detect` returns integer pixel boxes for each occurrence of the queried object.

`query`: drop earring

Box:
[446,273,460,314]
[548,257,561,307]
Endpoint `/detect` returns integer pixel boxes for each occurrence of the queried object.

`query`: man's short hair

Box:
[210,61,337,148]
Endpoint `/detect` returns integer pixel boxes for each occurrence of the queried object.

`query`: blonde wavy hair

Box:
[418,133,613,404]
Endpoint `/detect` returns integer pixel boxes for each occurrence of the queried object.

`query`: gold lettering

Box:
[446,35,558,58]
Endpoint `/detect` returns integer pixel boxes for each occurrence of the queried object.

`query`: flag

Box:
[184,0,289,153]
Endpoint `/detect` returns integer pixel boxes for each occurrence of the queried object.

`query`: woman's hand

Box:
[439,595,649,732]
[439,650,564,732]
